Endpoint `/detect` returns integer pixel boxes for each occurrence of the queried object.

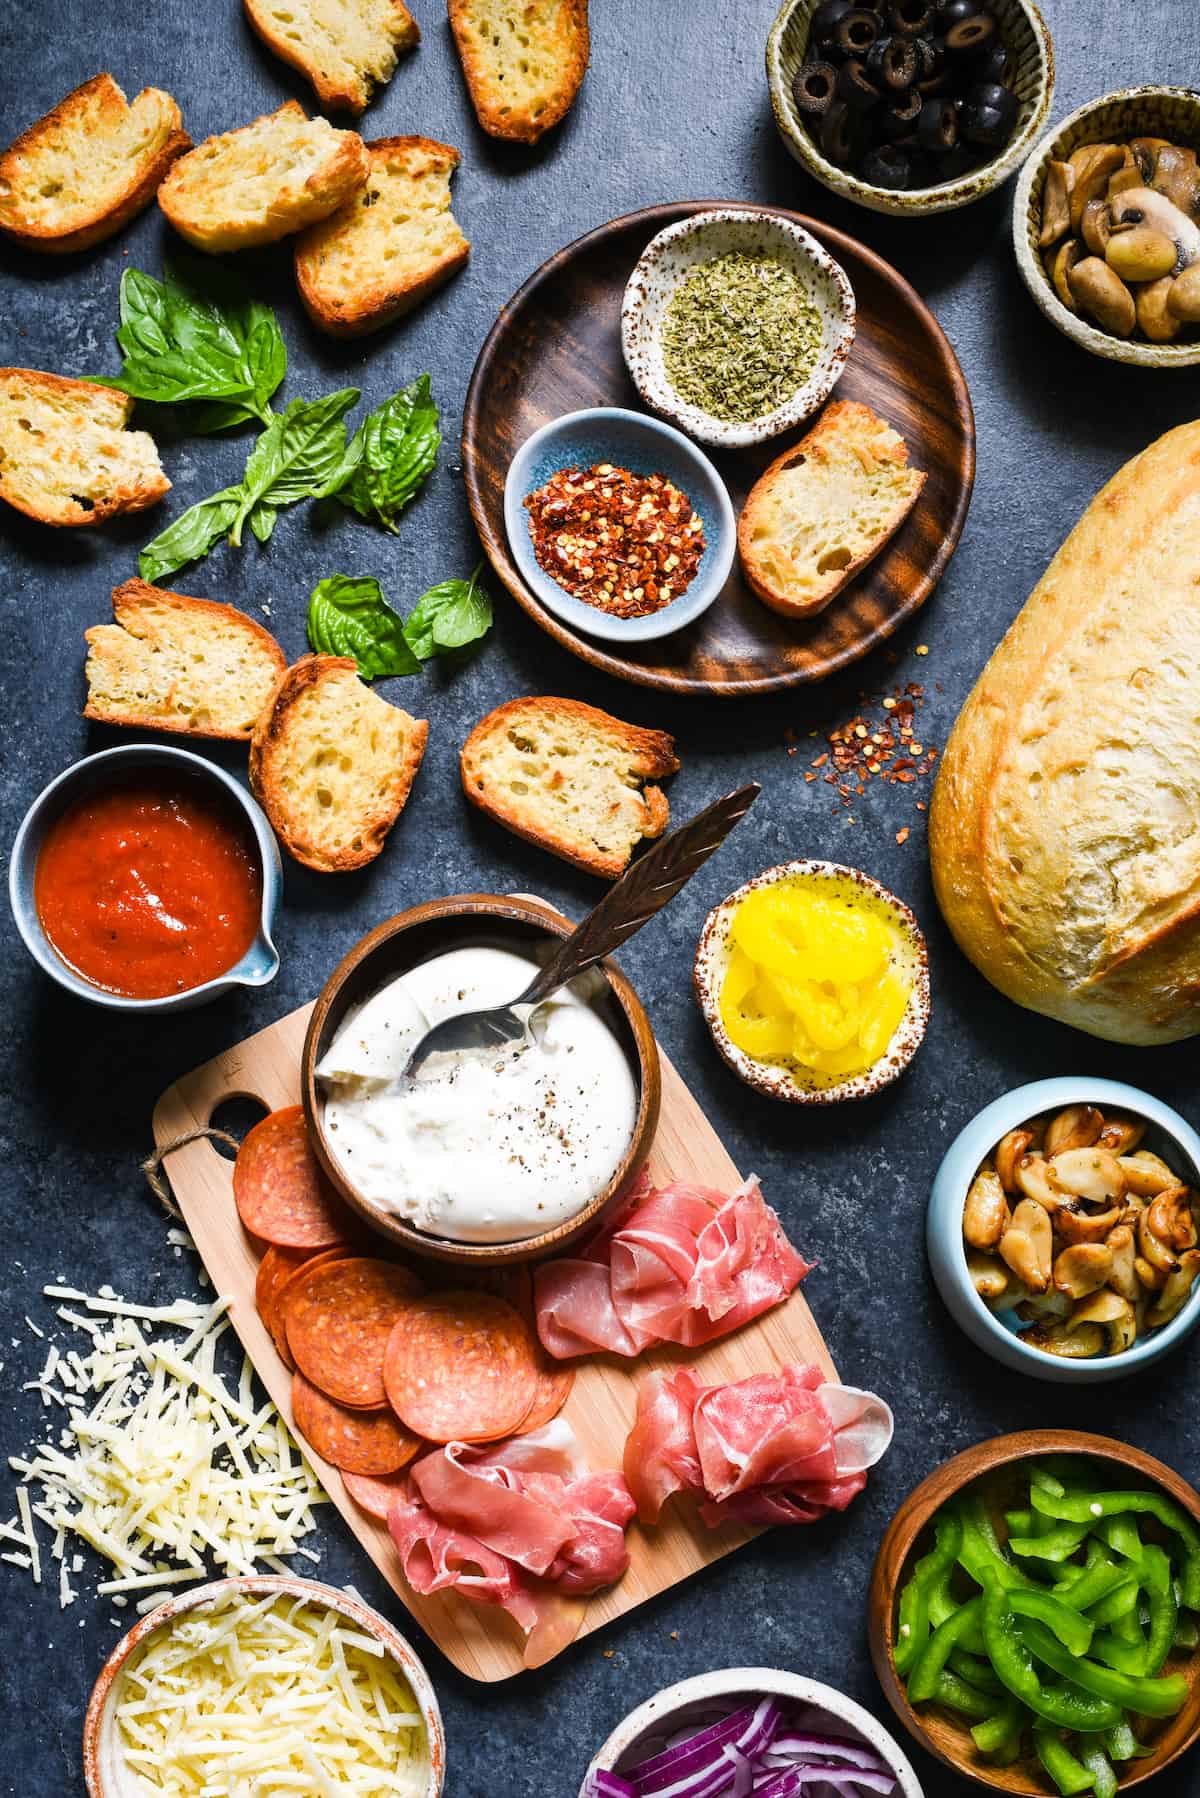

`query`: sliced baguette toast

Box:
[460,696,678,879]
[158,101,368,253]
[84,578,287,741]
[0,74,190,255]
[295,136,469,338]
[448,0,589,144]
[250,656,428,872]
[737,400,926,620]
[0,370,169,527]
[243,0,420,114]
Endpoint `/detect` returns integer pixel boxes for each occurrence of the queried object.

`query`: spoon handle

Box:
[518,782,761,1006]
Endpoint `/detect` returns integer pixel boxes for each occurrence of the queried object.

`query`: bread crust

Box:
[157,101,368,253]
[242,0,420,114]
[250,655,428,872]
[448,0,589,144]
[738,401,926,619]
[0,74,190,255]
[0,369,169,526]
[929,420,1200,1046]
[295,136,469,338]
[460,695,678,879]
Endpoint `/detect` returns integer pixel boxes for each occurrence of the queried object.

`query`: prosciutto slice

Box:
[535,1172,810,1361]
[623,1364,893,1528]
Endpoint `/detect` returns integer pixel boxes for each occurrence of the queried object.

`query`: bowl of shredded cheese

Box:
[84,1576,444,1798]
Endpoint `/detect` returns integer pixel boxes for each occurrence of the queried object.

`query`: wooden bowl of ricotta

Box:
[302,893,661,1267]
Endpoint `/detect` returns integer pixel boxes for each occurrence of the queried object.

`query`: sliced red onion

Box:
[587,1776,638,1798]
[728,1748,755,1798]
[794,1772,894,1794]
[750,1773,805,1798]
[628,1699,782,1796]
[760,1734,889,1773]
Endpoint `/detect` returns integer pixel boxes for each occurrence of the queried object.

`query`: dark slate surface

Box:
[3,1,1200,1792]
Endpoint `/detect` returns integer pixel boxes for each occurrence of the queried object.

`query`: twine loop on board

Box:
[141,1127,240,1220]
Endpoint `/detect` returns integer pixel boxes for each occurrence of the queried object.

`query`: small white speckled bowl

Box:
[694,860,929,1106]
[1012,85,1200,368]
[620,208,855,450]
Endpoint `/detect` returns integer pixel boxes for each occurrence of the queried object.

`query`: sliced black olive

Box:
[912,34,950,92]
[876,88,923,139]
[959,79,1018,147]
[937,0,977,22]
[792,60,839,115]
[811,0,855,46]
[866,34,919,90]
[917,95,959,152]
[836,58,882,109]
[945,12,998,56]
[834,7,883,57]
[862,144,912,189]
[888,0,933,35]
[819,98,863,166]
[976,43,1010,85]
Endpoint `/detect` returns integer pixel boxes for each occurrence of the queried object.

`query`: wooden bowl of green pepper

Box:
[868,1431,1200,1793]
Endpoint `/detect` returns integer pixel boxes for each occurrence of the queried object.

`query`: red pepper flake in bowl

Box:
[524,462,705,619]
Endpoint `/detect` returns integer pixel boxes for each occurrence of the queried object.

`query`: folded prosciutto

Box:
[534,1170,810,1360]
[386,1421,635,1636]
[623,1363,893,1528]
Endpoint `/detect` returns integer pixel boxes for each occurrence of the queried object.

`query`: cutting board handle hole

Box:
[207,1095,270,1158]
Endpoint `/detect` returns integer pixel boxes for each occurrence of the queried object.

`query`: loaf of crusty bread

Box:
[84,578,286,740]
[250,656,427,872]
[737,401,925,619]
[158,101,368,252]
[0,370,169,526]
[243,0,419,114]
[0,74,189,254]
[460,696,678,879]
[448,0,589,143]
[295,136,469,338]
[930,421,1200,1046]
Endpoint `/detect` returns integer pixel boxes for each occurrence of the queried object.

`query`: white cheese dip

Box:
[316,944,639,1244]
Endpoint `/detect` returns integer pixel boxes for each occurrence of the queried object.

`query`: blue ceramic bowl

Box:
[503,406,736,644]
[9,743,281,1014]
[928,1078,1200,1384]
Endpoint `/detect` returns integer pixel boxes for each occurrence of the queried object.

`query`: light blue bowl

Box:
[503,406,736,644]
[9,743,281,1013]
[928,1077,1200,1384]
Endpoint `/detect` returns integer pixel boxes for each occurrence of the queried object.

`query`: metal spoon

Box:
[403,781,761,1079]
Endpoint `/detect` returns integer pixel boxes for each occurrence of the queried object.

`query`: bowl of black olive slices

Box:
[767,0,1054,214]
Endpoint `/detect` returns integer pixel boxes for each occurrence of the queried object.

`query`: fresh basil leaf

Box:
[307,575,422,679]
[138,487,243,584]
[333,374,440,532]
[403,563,494,661]
[229,389,360,546]
[248,502,277,546]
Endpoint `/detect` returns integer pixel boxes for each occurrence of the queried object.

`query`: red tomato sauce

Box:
[34,775,263,999]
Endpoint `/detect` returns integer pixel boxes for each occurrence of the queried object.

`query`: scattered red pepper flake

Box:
[896,828,910,844]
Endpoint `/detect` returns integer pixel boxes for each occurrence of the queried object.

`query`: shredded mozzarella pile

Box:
[114,1591,428,1797]
[3,1287,327,1610]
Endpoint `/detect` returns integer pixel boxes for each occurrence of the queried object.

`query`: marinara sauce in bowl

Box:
[10,745,281,1011]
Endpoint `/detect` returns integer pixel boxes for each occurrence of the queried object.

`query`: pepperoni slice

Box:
[284,1256,423,1408]
[383,1292,540,1444]
[517,1359,575,1435]
[234,1107,350,1249]
[342,1470,411,1522]
[257,1246,352,1370]
[291,1372,421,1476]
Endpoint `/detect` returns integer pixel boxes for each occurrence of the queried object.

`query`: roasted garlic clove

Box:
[964,1168,1010,1250]
[1047,1147,1126,1207]
[1097,1114,1145,1155]
[1015,1154,1067,1213]
[999,1198,1053,1294]
[1119,1150,1178,1197]
[1053,1243,1114,1300]
[1044,1105,1104,1157]
[1024,1320,1105,1359]
[1038,159,1075,249]
[968,1249,1011,1302]
[1106,1225,1140,1303]
[1138,1206,1180,1277]
[995,1127,1035,1192]
[1070,1289,1137,1354]
[1056,1203,1122,1246]
[1146,1186,1198,1253]
[1146,1250,1200,1328]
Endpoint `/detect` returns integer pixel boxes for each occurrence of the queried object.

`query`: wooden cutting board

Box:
[153,1002,838,1683]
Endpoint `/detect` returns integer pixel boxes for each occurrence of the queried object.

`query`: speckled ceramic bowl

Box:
[767,0,1054,217]
[927,1077,1200,1384]
[693,860,929,1106]
[503,405,736,642]
[1013,86,1200,367]
[620,208,855,449]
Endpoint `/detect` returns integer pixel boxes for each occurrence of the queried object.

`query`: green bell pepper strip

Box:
[1004,1508,1035,1537]
[1144,1568,1179,1676]
[933,1669,996,1720]
[908,1597,982,1703]
[959,1494,1038,1593]
[1079,1744,1119,1798]
[1089,1580,1140,1626]
[1018,1618,1189,1718]
[894,1509,963,1676]
[927,1566,959,1630]
[949,1649,1003,1695]
[970,1697,1027,1758]
[1031,1488,1200,1608]
[981,1583,1122,1732]
[1090,1630,1149,1676]
[1034,1723,1094,1797]
[1008,1588,1094,1655]
[1104,1721,1154,1762]
[1030,1462,1069,1500]
[1009,1522,1092,1563]
[1054,1563,1133,1615]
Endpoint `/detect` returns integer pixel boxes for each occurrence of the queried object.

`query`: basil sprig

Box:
[332,374,440,532]
[403,564,493,660]
[138,488,244,586]
[95,262,286,431]
[306,565,493,679]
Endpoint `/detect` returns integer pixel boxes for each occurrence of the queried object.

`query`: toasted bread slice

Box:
[460,696,678,879]
[84,578,287,741]
[0,74,190,255]
[250,656,427,872]
[295,136,469,338]
[737,401,926,620]
[243,0,419,114]
[448,0,589,144]
[0,369,169,527]
[158,101,368,253]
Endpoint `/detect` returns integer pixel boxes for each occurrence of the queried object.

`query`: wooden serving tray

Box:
[154,1002,838,1683]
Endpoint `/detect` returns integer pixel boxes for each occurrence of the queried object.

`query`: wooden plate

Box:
[462,200,975,697]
